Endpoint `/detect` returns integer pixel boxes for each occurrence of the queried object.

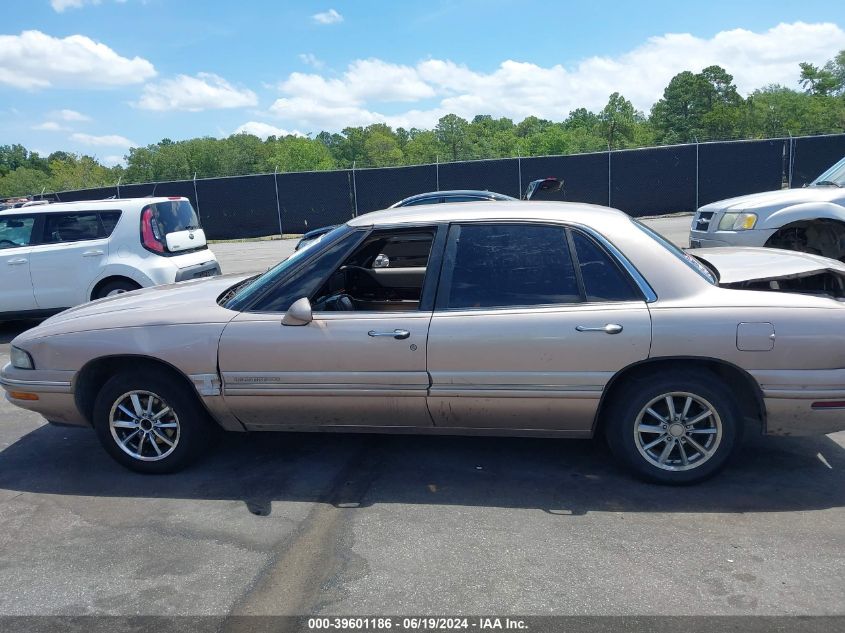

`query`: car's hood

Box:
[700,186,845,213]
[28,273,252,338]
[689,247,845,284]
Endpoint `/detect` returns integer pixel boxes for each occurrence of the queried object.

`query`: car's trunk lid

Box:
[690,246,845,299]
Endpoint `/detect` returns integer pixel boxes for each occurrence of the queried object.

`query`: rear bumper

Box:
[0,363,88,427]
[175,260,221,282]
[753,369,845,436]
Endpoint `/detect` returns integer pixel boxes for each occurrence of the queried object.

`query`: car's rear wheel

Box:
[94,278,141,299]
[604,371,740,484]
[93,372,213,473]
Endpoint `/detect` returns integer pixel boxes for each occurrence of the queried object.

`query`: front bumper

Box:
[0,363,88,427]
[689,228,776,249]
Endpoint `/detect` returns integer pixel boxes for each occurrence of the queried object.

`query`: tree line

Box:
[2,51,844,198]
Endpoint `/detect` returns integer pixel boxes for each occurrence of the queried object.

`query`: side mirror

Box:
[282,297,313,326]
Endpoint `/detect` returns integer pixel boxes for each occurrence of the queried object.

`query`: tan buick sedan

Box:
[4,201,845,484]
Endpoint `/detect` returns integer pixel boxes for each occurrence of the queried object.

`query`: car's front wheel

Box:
[93,372,214,473]
[604,371,741,484]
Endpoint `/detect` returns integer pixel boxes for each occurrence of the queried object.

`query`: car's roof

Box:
[349,200,627,227]
[392,189,515,205]
[0,197,187,214]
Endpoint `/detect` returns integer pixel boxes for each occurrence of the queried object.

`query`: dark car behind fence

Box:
[39,133,845,241]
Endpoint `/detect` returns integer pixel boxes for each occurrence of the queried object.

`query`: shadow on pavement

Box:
[1,423,843,516]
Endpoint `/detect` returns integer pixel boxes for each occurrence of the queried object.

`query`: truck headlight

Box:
[718,212,757,231]
[10,346,34,370]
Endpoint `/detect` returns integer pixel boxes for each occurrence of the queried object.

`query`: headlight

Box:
[718,212,757,231]
[10,346,34,370]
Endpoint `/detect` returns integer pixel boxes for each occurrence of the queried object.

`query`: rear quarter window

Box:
[99,211,122,236]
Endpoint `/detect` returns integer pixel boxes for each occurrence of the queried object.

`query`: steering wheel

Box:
[0,239,19,247]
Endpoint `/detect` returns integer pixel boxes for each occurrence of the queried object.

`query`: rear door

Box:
[29,211,111,309]
[426,222,652,433]
[0,213,38,313]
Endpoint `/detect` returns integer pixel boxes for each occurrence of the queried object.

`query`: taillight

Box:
[141,207,165,253]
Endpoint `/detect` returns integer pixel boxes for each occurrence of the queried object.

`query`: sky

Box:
[1,0,844,166]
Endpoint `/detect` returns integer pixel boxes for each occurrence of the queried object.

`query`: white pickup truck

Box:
[689,156,845,260]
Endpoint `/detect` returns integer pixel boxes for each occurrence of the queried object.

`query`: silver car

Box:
[4,201,845,484]
[690,156,845,257]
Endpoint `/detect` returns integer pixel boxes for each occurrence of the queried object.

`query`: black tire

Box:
[93,371,214,474]
[93,278,141,300]
[604,371,741,485]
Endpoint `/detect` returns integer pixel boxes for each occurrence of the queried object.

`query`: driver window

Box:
[312,227,435,312]
[0,215,35,250]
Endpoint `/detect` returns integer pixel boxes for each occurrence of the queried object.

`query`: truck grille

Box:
[694,211,715,232]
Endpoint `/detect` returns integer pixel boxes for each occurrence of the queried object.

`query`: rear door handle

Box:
[575,323,623,335]
[82,250,105,257]
[6,258,27,265]
[368,329,411,340]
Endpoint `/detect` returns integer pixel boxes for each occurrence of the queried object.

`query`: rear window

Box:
[440,223,580,309]
[100,211,121,236]
[146,200,200,236]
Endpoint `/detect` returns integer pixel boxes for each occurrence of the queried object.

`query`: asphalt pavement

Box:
[1,214,843,619]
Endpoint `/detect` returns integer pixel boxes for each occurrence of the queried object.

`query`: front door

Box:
[0,213,38,313]
[218,225,443,430]
[427,223,652,433]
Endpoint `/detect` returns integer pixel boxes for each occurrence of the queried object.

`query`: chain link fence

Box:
[35,133,845,240]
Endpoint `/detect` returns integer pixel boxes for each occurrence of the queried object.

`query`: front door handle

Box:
[368,329,411,340]
[82,250,105,257]
[6,258,27,265]
[575,323,623,335]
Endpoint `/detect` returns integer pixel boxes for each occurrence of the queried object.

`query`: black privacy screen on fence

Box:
[197,175,277,240]
[699,139,785,206]
[355,164,437,213]
[276,169,355,235]
[438,158,521,198]
[791,135,845,187]
[522,153,610,207]
[611,145,696,215]
[44,133,845,239]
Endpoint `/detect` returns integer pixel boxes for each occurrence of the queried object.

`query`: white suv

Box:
[0,197,220,318]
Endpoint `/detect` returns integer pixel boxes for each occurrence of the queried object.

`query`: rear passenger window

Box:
[43,213,101,243]
[571,231,640,302]
[441,224,579,309]
[99,211,121,236]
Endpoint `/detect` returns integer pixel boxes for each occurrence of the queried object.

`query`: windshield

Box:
[146,200,200,234]
[811,156,845,187]
[633,219,717,285]
[225,223,353,311]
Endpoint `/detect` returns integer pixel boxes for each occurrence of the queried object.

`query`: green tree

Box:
[435,114,470,161]
[598,93,639,149]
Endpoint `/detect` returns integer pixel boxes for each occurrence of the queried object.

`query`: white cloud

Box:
[71,132,135,148]
[0,30,155,89]
[263,21,845,132]
[312,9,343,25]
[135,72,258,111]
[234,121,304,139]
[51,0,98,11]
[102,155,126,167]
[298,53,324,69]
[51,0,129,11]
[53,109,91,121]
[32,121,69,131]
